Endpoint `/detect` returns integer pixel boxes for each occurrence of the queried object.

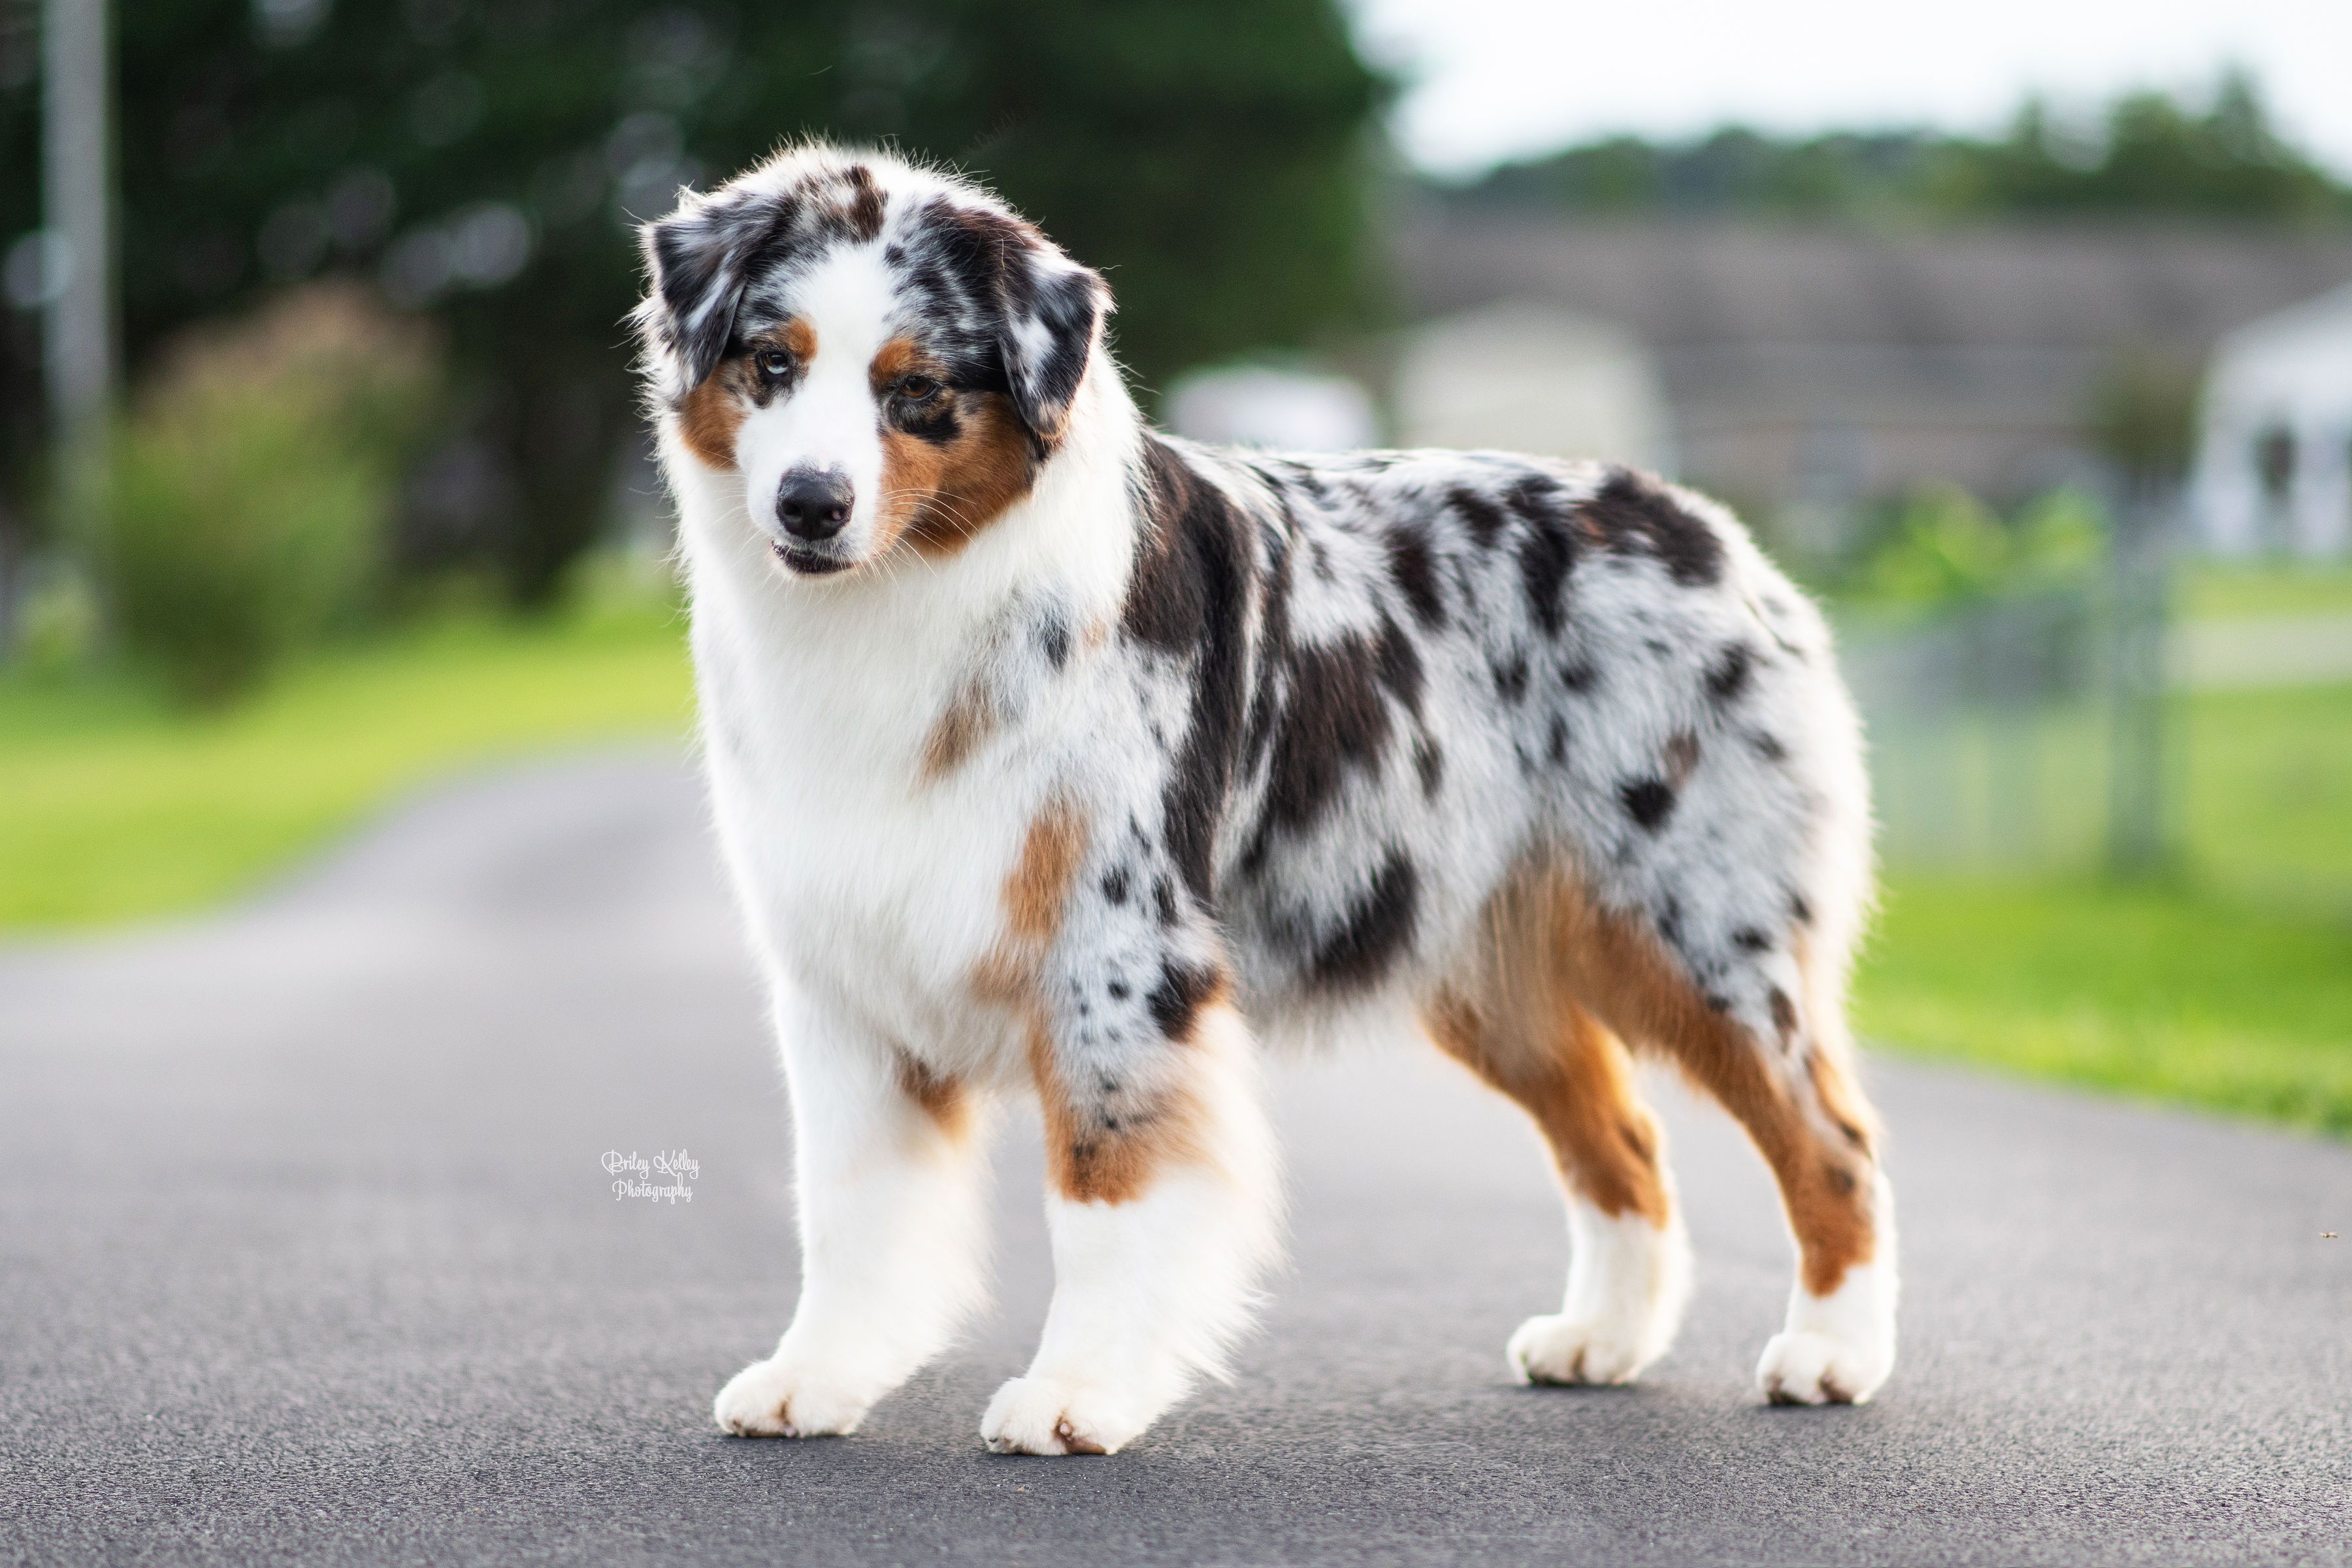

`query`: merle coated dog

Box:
[635,142,1893,1456]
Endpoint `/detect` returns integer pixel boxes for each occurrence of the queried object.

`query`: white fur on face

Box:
[734,247,898,569]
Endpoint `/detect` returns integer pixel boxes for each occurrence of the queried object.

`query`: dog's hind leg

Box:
[1426,896,1692,1386]
[1543,869,1897,1405]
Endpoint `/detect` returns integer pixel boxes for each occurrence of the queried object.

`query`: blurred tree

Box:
[1458,69,2352,227]
[0,0,1385,607]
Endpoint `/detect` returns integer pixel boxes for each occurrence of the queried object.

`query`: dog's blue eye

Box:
[755,350,792,381]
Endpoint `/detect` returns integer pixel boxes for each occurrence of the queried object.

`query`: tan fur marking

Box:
[1457,862,1880,1296]
[864,339,1039,559]
[1005,799,1088,944]
[1029,1016,1216,1207]
[969,795,1217,1207]
[779,317,817,363]
[1424,966,1670,1226]
[921,681,996,779]
[894,1053,971,1141]
[677,366,747,470]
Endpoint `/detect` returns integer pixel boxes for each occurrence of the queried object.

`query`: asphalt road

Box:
[3,749,2347,1567]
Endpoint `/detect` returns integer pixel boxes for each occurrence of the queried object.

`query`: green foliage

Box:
[1462,70,2352,225]
[85,286,438,706]
[0,1,1385,602]
[1847,484,2105,608]
[0,566,689,928]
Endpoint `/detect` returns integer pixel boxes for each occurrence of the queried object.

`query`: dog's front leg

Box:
[715,993,992,1437]
[982,997,1280,1456]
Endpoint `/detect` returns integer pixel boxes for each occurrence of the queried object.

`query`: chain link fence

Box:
[1838,584,2154,872]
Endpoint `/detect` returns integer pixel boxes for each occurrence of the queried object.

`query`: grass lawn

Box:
[1855,678,2352,1135]
[1855,874,2352,1135]
[2178,561,2352,621]
[0,587,692,930]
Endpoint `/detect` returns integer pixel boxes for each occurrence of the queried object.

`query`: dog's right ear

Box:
[639,191,772,390]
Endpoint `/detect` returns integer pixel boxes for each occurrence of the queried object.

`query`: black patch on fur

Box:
[839,164,886,242]
[1448,487,1507,549]
[1546,716,1568,766]
[1414,736,1445,796]
[1789,891,1814,926]
[1038,610,1071,670]
[1577,470,1724,587]
[1125,438,1255,901]
[1373,613,1425,720]
[1385,528,1446,629]
[1621,777,1677,833]
[1101,867,1129,905]
[1734,926,1771,952]
[1263,629,1400,836]
[1705,644,1754,705]
[1769,987,1799,1039]
[894,399,962,445]
[1152,875,1178,928]
[1750,730,1789,763]
[1306,851,1420,992]
[1145,960,1221,1040]
[1106,979,1130,1000]
[1492,652,1529,703]
[1560,659,1597,692]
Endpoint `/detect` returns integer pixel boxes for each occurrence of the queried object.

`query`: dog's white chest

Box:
[692,606,1044,1063]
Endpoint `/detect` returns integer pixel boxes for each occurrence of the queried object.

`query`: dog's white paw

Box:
[979,1376,1145,1456]
[712,1355,877,1438]
[1756,1328,1890,1405]
[1509,1312,1660,1386]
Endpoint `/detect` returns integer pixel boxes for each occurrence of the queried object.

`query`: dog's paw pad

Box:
[980,1376,1132,1456]
[712,1356,872,1438]
[1508,1312,1655,1386]
[1755,1330,1887,1406]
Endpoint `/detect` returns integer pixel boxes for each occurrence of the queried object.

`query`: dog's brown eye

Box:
[896,374,939,400]
[755,350,793,382]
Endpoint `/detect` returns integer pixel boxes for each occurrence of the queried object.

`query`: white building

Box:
[1164,365,1379,452]
[2193,282,2352,558]
[1390,302,1671,474]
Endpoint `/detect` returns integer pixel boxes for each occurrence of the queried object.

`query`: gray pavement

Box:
[2,749,2347,1567]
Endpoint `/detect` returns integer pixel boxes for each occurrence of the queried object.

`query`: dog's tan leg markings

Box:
[1426,874,1690,1386]
[1487,864,1892,1402]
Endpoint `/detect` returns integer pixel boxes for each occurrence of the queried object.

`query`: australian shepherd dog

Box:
[635,144,1895,1455]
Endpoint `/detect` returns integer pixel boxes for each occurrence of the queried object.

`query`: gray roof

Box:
[1392,205,2352,502]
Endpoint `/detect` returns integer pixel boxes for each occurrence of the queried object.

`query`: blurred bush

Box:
[1848,483,2106,608]
[84,284,439,706]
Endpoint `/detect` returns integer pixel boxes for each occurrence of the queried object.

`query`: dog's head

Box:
[636,145,1110,578]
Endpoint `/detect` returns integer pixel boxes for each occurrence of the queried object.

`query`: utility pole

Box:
[42,0,114,444]
[6,0,113,659]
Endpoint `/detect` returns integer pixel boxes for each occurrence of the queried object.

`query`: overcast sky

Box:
[1347,0,2352,180]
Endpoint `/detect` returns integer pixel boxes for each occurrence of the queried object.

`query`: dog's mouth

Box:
[770,540,856,578]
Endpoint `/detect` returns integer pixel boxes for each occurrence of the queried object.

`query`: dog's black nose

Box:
[777,468,854,541]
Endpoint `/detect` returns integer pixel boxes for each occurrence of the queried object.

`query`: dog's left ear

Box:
[639,189,774,391]
[996,243,1110,453]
